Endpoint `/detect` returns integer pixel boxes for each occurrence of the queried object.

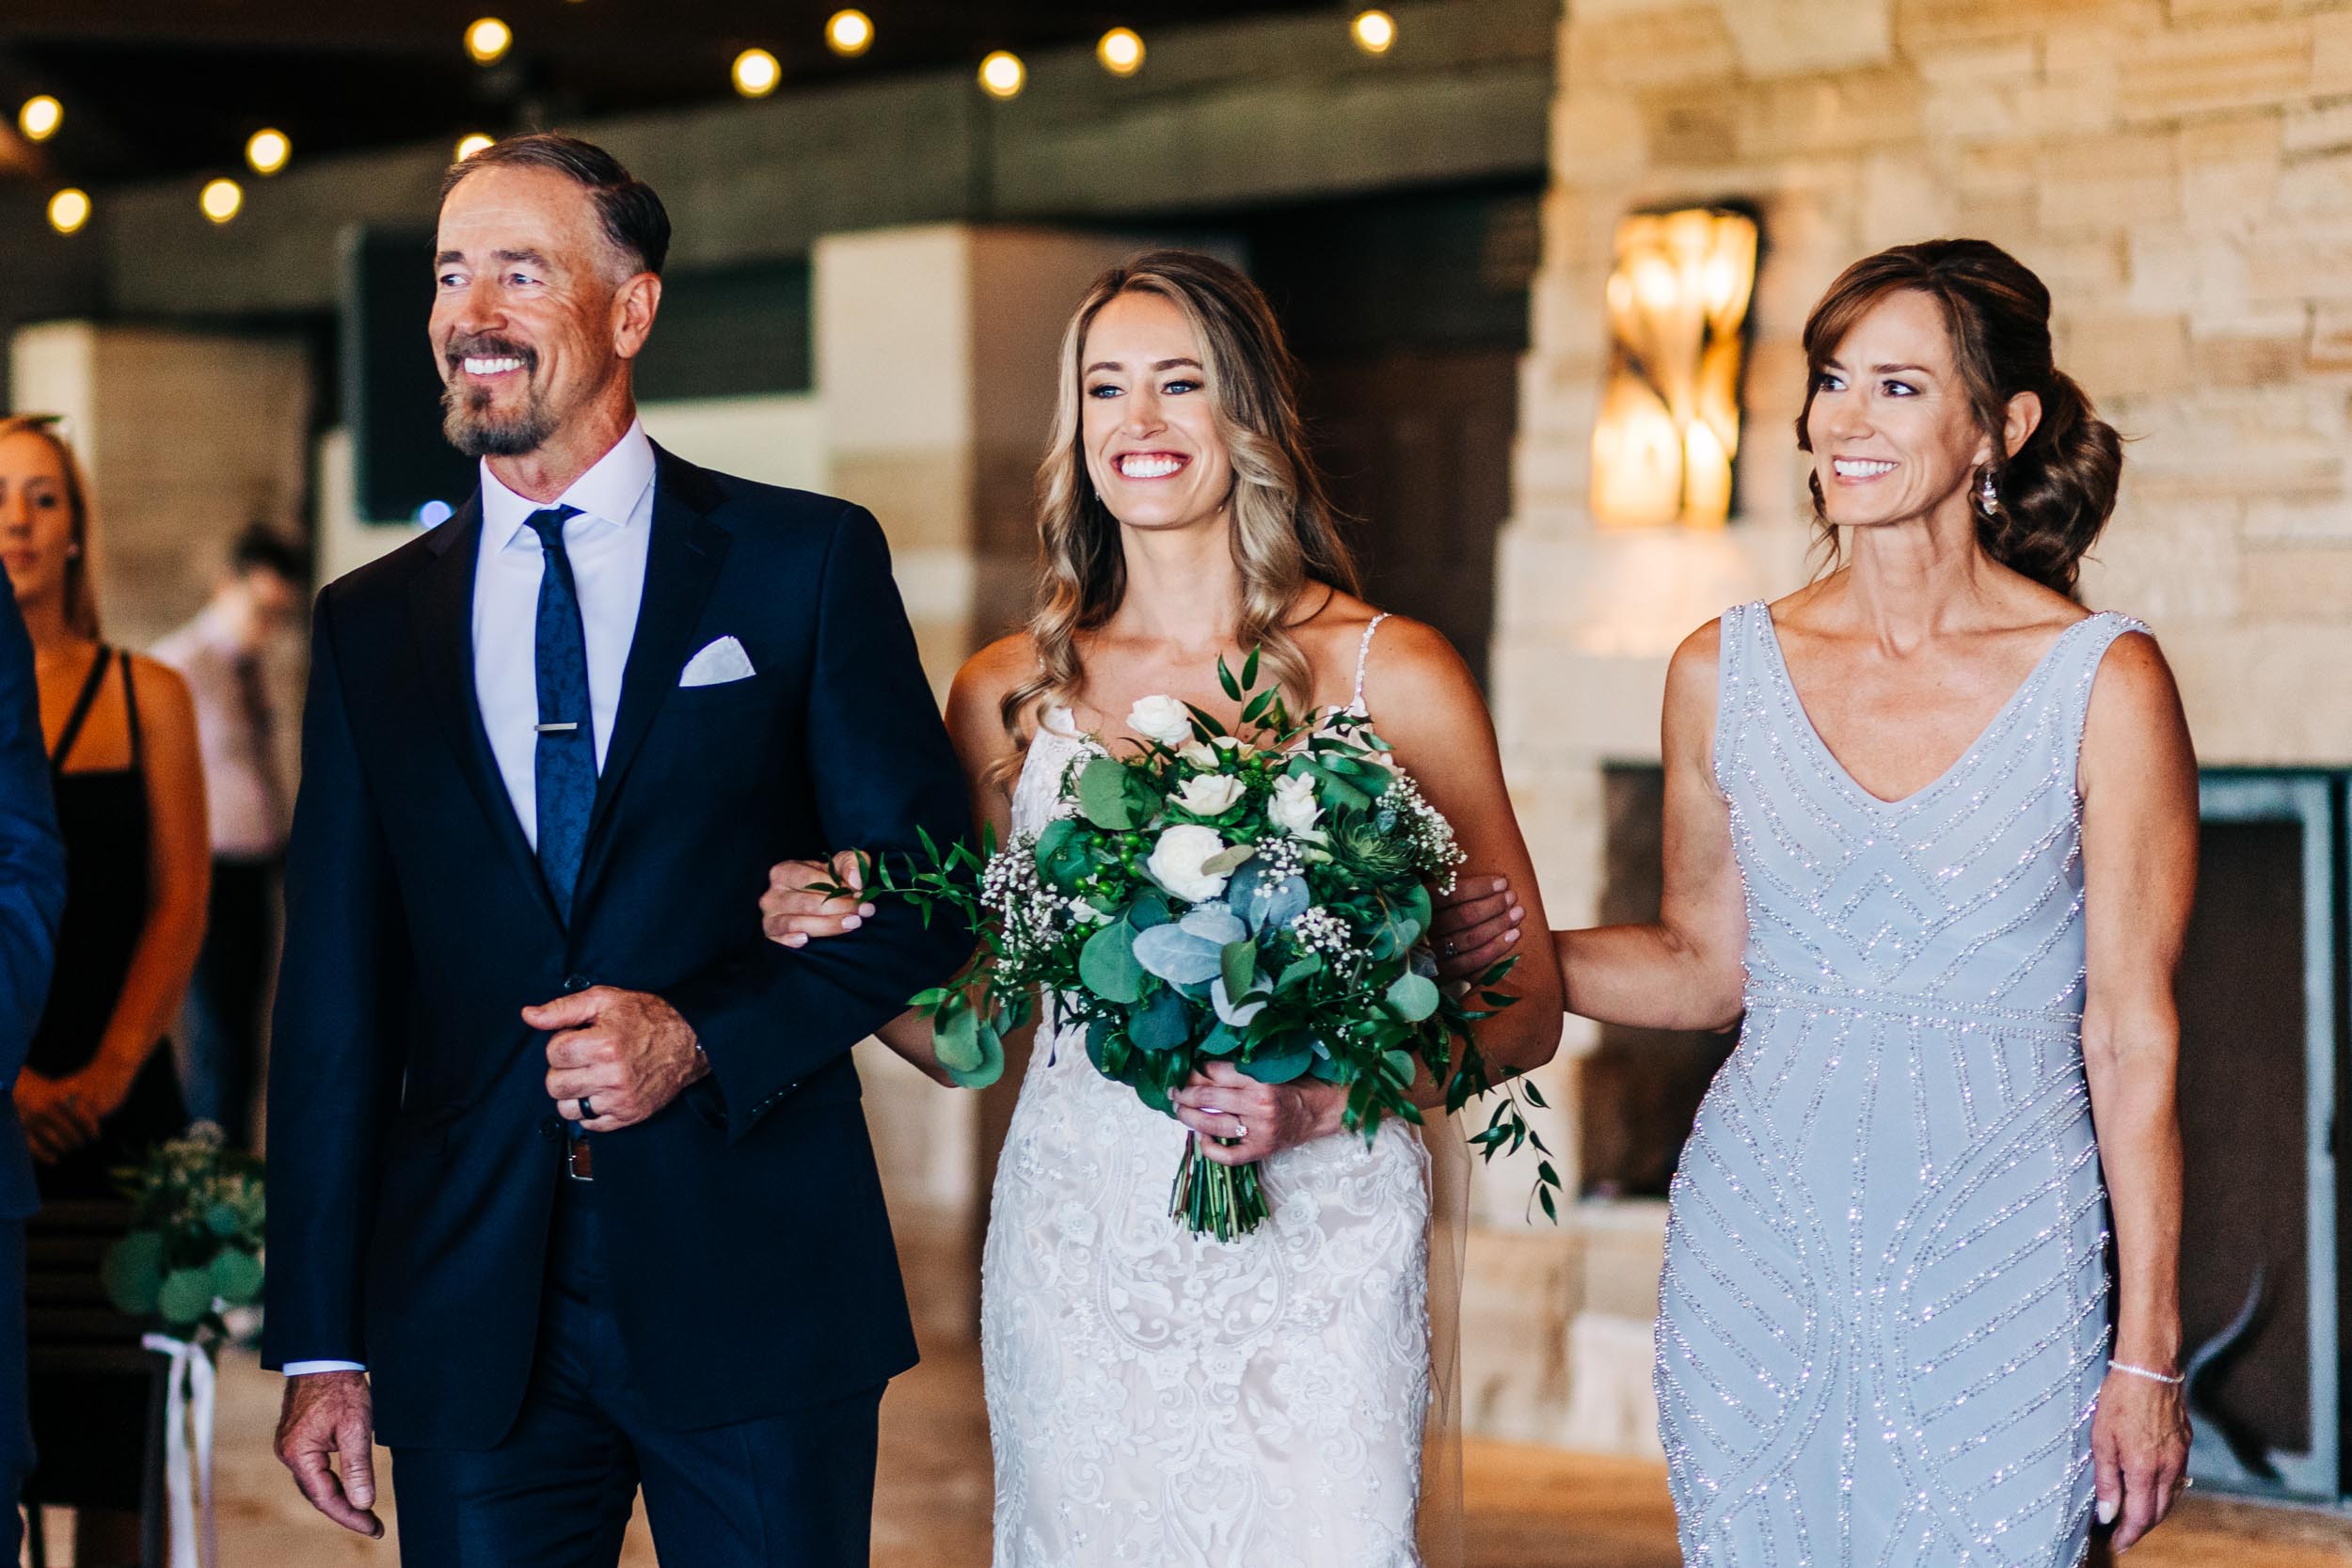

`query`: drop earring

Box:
[1975,467,2001,516]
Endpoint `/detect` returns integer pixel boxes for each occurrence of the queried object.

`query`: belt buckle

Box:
[565,1135,595,1182]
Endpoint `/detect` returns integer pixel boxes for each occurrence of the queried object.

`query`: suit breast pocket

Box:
[668,674,769,714]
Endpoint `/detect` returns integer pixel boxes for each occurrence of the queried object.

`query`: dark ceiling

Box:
[0,2,1330,186]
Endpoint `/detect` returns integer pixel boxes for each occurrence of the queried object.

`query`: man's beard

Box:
[441,377,557,458]
[439,335,555,457]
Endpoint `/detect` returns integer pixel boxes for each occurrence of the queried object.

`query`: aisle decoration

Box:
[100,1124,263,1568]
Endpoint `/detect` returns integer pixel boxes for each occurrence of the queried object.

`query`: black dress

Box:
[23,648,191,1525]
[29,646,187,1197]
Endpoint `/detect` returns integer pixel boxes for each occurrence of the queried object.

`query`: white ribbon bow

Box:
[139,1333,218,1568]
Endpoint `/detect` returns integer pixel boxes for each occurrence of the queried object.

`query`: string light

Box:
[977,51,1026,100]
[1097,28,1145,76]
[825,10,874,57]
[199,179,244,225]
[455,133,495,161]
[465,18,513,65]
[1351,9,1397,54]
[732,48,782,98]
[246,129,291,176]
[18,96,61,143]
[46,190,88,236]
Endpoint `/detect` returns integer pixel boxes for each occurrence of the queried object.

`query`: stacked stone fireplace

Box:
[1466,0,2352,1482]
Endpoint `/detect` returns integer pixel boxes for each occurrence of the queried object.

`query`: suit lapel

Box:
[573,448,730,905]
[407,497,565,934]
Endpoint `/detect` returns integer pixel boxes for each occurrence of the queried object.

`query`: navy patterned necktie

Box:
[526,505,594,919]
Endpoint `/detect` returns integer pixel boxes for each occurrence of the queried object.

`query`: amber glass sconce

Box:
[1590,207,1758,529]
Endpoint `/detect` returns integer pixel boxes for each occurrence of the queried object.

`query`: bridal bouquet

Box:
[858,650,1556,1240]
[101,1123,266,1341]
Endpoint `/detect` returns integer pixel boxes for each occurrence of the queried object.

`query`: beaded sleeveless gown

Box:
[1657,603,2149,1567]
[980,616,1434,1568]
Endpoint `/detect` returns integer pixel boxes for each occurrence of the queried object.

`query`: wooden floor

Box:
[176,1332,2352,1567]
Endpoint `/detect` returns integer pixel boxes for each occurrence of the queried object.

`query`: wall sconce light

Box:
[1591,206,1757,529]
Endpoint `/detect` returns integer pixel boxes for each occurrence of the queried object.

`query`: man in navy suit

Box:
[0,587,64,1560]
[264,134,970,1565]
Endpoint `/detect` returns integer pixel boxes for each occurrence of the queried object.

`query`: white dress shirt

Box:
[284,420,656,1379]
[151,602,300,859]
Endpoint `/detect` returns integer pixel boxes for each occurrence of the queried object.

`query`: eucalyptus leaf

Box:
[1199,1022,1243,1057]
[101,1230,166,1316]
[1034,818,1092,891]
[1132,987,1193,1052]
[1076,757,1141,830]
[209,1248,263,1307]
[1132,924,1223,987]
[946,1021,1006,1089]
[1239,1044,1312,1084]
[1386,972,1440,1022]
[1080,922,1147,1003]
[1200,843,1255,878]
[935,1001,985,1073]
[1252,875,1310,934]
[1211,974,1266,1029]
[1178,905,1248,946]
[156,1267,215,1329]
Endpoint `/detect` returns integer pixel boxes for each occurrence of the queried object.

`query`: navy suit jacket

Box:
[0,594,63,1221]
[262,449,972,1447]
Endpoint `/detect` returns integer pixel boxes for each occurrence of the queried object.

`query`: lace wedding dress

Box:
[979,617,1435,1568]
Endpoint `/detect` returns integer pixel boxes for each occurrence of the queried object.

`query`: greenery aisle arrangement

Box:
[102,1122,265,1338]
[99,1123,263,1568]
[849,651,1558,1240]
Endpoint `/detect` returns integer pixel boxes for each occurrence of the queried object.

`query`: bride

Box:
[760,249,1562,1566]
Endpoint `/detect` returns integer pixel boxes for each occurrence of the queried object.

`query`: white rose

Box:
[1147,824,1232,903]
[1127,695,1193,748]
[1267,773,1324,837]
[1177,739,1218,768]
[1172,773,1245,816]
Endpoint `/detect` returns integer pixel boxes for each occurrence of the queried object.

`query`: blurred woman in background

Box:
[0,414,207,1560]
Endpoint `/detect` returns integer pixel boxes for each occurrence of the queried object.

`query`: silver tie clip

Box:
[535,721,580,734]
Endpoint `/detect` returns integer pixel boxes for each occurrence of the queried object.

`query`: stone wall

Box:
[1485,0,2352,1453]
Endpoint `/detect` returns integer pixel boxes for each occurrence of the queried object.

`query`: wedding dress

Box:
[979,617,1436,1567]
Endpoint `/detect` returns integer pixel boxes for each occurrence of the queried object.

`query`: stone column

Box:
[811,225,1149,1323]
[8,322,314,646]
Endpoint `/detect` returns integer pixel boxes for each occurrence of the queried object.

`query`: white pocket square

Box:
[680,636,755,688]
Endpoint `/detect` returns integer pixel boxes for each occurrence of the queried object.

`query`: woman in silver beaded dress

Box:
[1433,240,2195,1562]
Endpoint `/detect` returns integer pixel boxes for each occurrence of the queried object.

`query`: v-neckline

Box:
[1754,609,2098,812]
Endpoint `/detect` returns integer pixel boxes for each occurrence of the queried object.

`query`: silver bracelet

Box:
[2107,1359,2185,1386]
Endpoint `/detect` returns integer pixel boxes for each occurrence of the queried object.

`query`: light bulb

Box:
[1352,10,1397,54]
[733,48,782,98]
[18,96,61,143]
[200,178,244,225]
[455,134,495,162]
[826,10,873,57]
[978,51,1026,100]
[46,189,88,235]
[466,18,512,65]
[1097,28,1145,76]
[246,129,291,176]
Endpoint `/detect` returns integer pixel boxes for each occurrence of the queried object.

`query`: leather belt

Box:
[565,1134,595,1181]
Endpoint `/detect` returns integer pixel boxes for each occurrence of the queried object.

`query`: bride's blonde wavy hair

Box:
[995,250,1358,778]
